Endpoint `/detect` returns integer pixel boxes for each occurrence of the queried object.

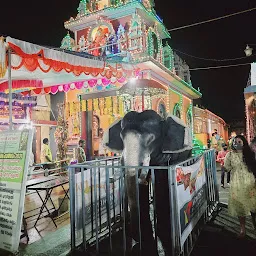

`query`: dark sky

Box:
[1,0,256,123]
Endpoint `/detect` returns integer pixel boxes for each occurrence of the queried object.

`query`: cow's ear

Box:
[162,115,193,153]
[103,119,123,152]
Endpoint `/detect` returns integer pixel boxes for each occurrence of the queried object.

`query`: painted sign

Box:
[0,129,33,253]
[175,156,207,247]
[0,106,25,119]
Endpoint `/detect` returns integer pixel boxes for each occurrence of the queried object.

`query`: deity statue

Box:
[88,26,109,56]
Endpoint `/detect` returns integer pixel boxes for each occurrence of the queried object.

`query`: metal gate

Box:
[68,150,219,255]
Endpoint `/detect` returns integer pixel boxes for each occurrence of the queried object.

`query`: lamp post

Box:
[244,45,253,57]
[244,44,256,57]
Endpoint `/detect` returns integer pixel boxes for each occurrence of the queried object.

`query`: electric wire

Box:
[178,62,252,71]
[168,6,256,32]
[173,48,256,62]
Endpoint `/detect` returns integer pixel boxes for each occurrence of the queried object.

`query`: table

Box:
[26,176,57,188]
[21,176,59,242]
[28,176,70,230]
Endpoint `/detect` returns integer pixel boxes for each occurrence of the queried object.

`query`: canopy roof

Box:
[0,37,200,100]
[0,37,138,95]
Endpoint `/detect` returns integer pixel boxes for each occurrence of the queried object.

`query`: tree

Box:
[54,104,68,165]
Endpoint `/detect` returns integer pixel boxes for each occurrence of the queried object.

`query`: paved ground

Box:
[191,207,256,256]
[216,167,230,205]
[1,163,253,256]
[192,164,256,256]
[18,184,71,256]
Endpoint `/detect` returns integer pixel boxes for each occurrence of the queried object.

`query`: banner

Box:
[175,156,207,247]
[74,163,121,246]
[0,129,33,253]
[251,63,256,85]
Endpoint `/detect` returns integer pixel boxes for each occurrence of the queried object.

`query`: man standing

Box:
[217,143,230,188]
[210,133,218,150]
[228,131,237,150]
[214,129,220,141]
[98,128,106,157]
[76,139,86,163]
[41,138,53,170]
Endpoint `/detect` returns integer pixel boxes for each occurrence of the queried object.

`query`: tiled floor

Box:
[22,183,70,244]
[19,183,71,255]
[16,163,251,256]
[216,169,230,205]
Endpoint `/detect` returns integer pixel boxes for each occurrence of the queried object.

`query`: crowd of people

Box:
[211,130,256,238]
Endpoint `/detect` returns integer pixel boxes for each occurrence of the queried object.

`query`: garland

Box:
[0,80,42,93]
[8,42,139,78]
[0,37,6,78]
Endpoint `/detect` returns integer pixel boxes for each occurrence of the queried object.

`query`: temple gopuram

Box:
[61,0,201,158]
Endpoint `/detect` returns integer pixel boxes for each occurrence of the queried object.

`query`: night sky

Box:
[1,0,256,123]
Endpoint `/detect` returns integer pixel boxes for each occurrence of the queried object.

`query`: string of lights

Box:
[168,6,256,32]
[172,48,256,62]
[175,62,252,72]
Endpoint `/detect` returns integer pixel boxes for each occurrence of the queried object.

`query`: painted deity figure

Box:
[124,98,132,113]
[89,27,109,56]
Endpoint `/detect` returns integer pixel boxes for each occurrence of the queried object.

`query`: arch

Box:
[163,43,173,70]
[147,28,161,60]
[152,32,158,59]
[157,100,167,119]
[173,103,181,119]
[87,20,115,41]
[186,107,193,128]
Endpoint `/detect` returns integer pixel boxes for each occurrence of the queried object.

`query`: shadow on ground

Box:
[191,207,256,256]
[71,206,256,256]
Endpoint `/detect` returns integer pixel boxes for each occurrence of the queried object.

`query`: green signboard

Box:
[0,129,33,254]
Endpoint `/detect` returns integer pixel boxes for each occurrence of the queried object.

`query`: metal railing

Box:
[68,150,219,255]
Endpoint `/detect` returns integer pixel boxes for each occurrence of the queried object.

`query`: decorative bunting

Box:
[0,80,43,93]
[118,96,124,116]
[99,98,105,115]
[8,42,139,78]
[112,96,118,115]
[81,100,86,111]
[105,97,112,115]
[0,37,6,78]
[93,98,99,111]
[87,99,93,111]
[29,77,128,95]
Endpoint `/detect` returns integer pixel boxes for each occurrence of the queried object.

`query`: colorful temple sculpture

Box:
[244,63,256,142]
[193,106,229,150]
[62,0,201,158]
[0,1,230,162]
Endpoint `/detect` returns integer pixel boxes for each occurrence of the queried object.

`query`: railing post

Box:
[105,166,113,253]
[168,165,180,256]
[69,167,76,252]
[81,167,87,251]
[210,150,219,202]
[135,168,142,254]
